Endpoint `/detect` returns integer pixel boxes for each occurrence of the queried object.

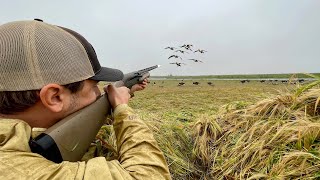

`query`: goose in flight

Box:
[187,59,203,63]
[180,44,193,51]
[194,49,207,53]
[164,46,176,50]
[168,55,182,60]
[170,62,186,67]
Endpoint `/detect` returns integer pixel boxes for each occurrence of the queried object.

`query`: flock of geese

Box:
[165,44,207,67]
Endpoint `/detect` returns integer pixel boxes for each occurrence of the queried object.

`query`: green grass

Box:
[131,80,295,115]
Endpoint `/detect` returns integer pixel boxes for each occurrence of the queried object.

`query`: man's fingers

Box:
[104,85,131,109]
[104,84,114,93]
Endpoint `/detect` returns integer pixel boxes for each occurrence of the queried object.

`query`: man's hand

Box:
[104,85,131,109]
[130,78,148,95]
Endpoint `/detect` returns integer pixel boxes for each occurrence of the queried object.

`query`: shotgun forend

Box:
[114,65,160,88]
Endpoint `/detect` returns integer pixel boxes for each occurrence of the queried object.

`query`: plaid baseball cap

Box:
[0,19,124,91]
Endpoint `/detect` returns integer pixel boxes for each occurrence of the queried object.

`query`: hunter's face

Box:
[66,79,101,115]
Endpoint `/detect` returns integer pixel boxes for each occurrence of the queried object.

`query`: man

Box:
[0,20,171,179]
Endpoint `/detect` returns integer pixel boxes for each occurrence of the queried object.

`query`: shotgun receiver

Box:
[29,65,160,163]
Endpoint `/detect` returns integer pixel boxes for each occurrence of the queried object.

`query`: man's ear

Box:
[39,84,67,113]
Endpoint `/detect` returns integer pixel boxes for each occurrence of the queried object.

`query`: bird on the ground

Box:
[175,49,189,54]
[168,55,182,60]
[207,82,214,86]
[194,49,207,53]
[187,59,203,63]
[164,46,176,50]
[170,62,186,67]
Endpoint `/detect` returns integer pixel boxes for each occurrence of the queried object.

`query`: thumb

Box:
[104,84,115,93]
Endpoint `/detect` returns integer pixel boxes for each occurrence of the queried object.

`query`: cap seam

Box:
[25,21,44,88]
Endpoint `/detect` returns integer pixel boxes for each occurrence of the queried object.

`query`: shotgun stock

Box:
[29,65,160,163]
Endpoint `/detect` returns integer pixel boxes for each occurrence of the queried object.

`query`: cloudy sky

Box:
[1,0,320,76]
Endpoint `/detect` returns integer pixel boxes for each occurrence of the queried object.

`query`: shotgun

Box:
[29,65,160,163]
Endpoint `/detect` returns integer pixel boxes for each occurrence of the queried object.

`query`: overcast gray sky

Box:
[1,0,320,76]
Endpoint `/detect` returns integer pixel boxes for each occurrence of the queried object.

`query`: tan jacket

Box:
[0,104,171,180]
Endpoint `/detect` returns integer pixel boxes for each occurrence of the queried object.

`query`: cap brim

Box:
[89,67,124,82]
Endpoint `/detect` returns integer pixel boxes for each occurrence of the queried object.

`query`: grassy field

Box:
[97,78,320,179]
[130,80,296,117]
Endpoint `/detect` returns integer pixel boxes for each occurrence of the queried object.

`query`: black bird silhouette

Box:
[168,55,182,60]
[187,59,203,63]
[180,44,193,51]
[164,46,176,50]
[175,50,189,54]
[194,49,207,53]
[170,62,186,67]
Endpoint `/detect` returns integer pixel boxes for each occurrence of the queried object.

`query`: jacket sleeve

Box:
[82,104,171,180]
